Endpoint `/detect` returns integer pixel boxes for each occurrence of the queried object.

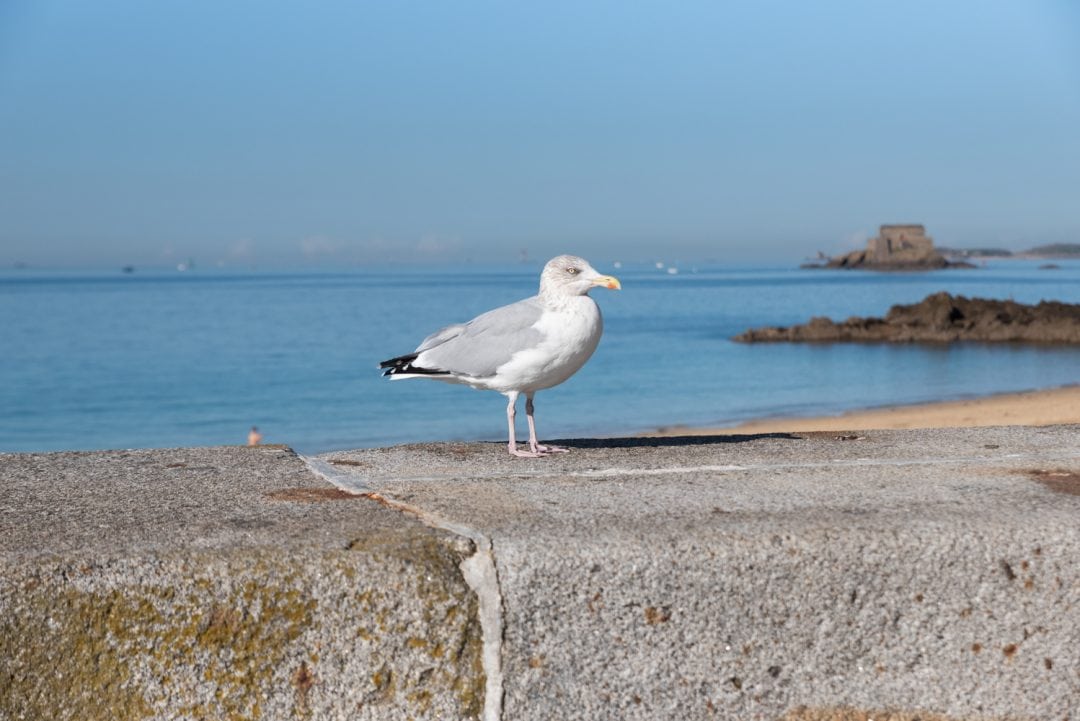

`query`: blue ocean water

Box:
[2,260,1079,454]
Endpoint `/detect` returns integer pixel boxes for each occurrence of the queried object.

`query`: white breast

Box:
[486,296,603,393]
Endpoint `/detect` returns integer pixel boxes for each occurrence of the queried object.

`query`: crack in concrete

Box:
[302,456,505,721]
[304,444,1080,720]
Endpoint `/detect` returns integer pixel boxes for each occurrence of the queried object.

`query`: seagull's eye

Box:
[566,267,579,275]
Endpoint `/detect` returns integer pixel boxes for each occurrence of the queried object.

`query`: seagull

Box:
[380,255,621,457]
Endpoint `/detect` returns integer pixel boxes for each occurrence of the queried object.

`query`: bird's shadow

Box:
[551,433,802,449]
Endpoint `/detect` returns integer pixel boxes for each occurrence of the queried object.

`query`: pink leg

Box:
[506,392,541,458]
[526,393,569,455]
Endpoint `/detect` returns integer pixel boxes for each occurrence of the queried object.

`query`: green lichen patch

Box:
[158,580,316,719]
[2,563,316,721]
[3,536,486,720]
[451,604,486,718]
[1,586,154,721]
[342,534,486,718]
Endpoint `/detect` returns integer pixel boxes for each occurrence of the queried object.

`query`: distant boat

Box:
[122,265,135,274]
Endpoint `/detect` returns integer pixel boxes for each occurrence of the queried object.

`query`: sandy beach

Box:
[651,384,1080,436]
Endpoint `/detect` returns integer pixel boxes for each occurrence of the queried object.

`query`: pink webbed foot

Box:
[532,443,569,454]
[508,445,544,458]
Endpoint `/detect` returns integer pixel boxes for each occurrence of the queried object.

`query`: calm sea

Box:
[2,260,1079,454]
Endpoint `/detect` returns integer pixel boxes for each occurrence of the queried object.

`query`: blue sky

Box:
[1,0,1078,267]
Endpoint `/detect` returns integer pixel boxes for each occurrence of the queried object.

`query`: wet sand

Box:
[651,385,1080,436]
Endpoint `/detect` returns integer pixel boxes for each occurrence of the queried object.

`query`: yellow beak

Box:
[591,275,621,290]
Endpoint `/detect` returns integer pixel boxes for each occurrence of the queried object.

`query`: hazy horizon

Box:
[2,1,1078,268]
[3,235,1077,273]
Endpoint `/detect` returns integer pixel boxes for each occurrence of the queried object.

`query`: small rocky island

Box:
[734,292,1080,344]
[809,225,974,270]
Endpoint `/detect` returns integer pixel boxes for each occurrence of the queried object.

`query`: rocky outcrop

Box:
[811,224,974,270]
[822,247,959,270]
[734,292,1080,344]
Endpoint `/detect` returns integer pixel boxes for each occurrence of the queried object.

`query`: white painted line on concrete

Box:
[314,449,1080,485]
[570,464,746,477]
[568,450,1080,479]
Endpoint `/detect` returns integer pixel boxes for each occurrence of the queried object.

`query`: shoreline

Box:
[649,384,1080,436]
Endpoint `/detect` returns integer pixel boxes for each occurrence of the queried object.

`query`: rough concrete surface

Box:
[320,425,1080,721]
[2,427,1079,720]
[0,445,485,721]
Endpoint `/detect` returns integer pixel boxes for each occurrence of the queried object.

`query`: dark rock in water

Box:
[824,248,969,270]
[734,292,1080,344]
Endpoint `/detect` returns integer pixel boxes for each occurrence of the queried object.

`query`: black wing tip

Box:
[379,352,417,370]
[379,352,451,377]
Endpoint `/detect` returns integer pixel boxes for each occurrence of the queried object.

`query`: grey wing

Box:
[415,297,545,378]
[415,323,467,353]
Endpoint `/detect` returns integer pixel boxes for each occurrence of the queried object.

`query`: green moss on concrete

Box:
[2,534,485,720]
[1,586,154,721]
[451,599,486,719]
[162,581,316,720]
[2,569,316,721]
[345,532,486,718]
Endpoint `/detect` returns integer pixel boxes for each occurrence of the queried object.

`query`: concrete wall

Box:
[3,426,1080,720]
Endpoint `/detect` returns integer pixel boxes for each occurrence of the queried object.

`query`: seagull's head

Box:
[539,255,621,298]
